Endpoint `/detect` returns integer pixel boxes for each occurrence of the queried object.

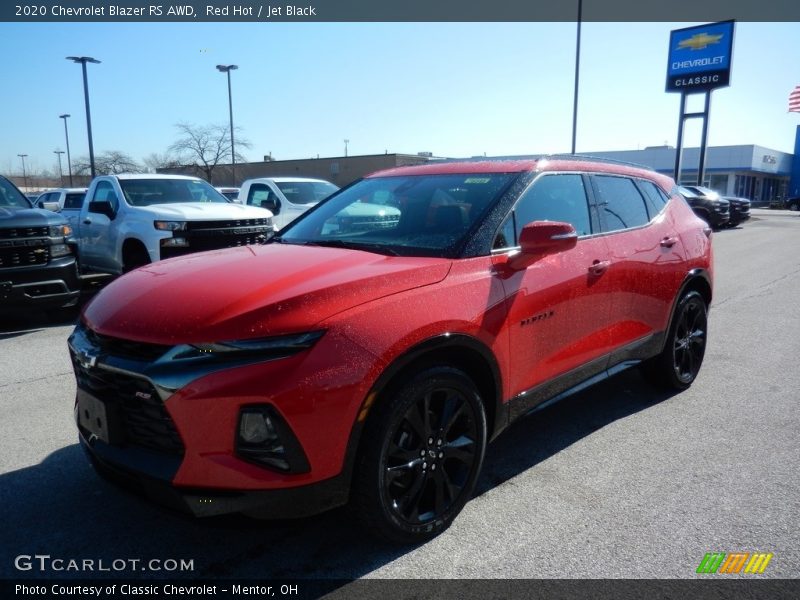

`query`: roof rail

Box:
[542,153,656,172]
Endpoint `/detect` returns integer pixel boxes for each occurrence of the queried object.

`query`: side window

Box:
[247,183,275,208]
[91,181,119,212]
[64,193,85,210]
[638,180,669,217]
[593,176,650,232]
[513,174,592,237]
[492,214,516,249]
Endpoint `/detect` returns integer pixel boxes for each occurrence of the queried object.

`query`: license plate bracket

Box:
[77,389,123,444]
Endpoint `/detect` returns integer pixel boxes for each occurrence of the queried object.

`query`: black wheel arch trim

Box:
[658,268,712,355]
[338,333,504,502]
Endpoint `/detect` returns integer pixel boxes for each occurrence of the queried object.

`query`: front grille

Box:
[0,226,49,239]
[0,245,49,267]
[72,355,185,455]
[82,326,171,362]
[175,219,272,254]
[0,227,51,268]
[185,218,271,230]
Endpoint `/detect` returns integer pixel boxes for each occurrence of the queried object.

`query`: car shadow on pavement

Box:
[476,367,677,495]
[0,368,676,584]
[0,308,79,337]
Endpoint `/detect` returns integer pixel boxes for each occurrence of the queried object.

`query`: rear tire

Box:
[351,367,487,544]
[643,290,708,390]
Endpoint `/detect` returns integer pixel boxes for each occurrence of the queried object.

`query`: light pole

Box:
[570,0,582,155]
[59,113,73,186]
[66,56,101,178]
[54,150,65,185]
[17,154,29,191]
[216,64,238,185]
[344,139,349,157]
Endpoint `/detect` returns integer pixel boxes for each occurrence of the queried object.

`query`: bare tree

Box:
[73,151,142,176]
[168,122,250,184]
[142,152,179,173]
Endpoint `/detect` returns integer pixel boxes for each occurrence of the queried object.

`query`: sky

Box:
[1,20,799,178]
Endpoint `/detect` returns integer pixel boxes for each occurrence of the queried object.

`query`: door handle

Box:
[588,260,611,276]
[83,218,92,225]
[660,236,678,248]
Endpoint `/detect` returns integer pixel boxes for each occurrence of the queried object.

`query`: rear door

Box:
[590,175,686,354]
[495,172,615,405]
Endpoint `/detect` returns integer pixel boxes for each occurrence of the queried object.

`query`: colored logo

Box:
[696,552,773,574]
[677,33,724,51]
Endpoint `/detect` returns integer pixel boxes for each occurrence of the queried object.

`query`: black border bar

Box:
[4,579,800,600]
[3,0,800,22]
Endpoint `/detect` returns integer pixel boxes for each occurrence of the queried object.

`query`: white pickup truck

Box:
[237,177,339,229]
[64,174,274,275]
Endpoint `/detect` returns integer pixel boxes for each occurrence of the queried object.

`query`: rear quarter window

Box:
[638,179,670,217]
[592,175,650,232]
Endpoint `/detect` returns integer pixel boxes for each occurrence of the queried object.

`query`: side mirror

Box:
[508,221,577,270]
[88,200,115,219]
[41,201,60,212]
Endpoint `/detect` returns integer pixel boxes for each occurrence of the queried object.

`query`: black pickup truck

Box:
[0,175,80,313]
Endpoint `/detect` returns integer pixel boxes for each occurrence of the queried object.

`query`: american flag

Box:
[790,86,800,113]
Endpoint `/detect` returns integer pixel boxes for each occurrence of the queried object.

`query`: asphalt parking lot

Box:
[0,209,798,582]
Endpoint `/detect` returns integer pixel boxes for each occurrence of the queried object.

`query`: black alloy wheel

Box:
[643,290,708,390]
[353,367,487,543]
[671,293,707,384]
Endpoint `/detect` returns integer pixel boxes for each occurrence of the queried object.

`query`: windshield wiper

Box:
[297,239,400,256]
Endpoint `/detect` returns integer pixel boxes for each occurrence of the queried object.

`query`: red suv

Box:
[69,157,712,542]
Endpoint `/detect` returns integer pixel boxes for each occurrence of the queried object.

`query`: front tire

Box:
[643,290,708,390]
[352,367,487,544]
[122,243,151,273]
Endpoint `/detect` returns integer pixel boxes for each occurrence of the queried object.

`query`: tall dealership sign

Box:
[666,21,735,184]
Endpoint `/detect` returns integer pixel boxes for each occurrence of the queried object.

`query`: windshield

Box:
[275,180,339,205]
[0,177,32,208]
[119,178,229,206]
[278,173,516,257]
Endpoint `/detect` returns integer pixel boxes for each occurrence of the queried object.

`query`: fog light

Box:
[236,406,309,473]
[239,411,279,445]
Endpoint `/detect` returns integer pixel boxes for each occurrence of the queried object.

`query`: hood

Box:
[136,202,273,220]
[0,206,67,228]
[83,243,451,344]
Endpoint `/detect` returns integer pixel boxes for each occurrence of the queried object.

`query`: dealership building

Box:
[162,129,800,206]
[578,143,795,205]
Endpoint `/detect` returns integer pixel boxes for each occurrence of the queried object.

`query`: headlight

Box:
[49,224,72,237]
[154,221,187,231]
[173,331,325,361]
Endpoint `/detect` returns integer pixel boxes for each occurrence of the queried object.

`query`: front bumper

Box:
[79,432,348,518]
[69,325,379,518]
[704,208,730,228]
[728,206,751,225]
[0,256,80,309]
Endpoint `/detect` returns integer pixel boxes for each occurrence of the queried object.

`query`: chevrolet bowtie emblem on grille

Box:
[678,32,724,51]
[76,349,98,369]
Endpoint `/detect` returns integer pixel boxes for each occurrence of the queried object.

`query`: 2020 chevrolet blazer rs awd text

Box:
[69,157,713,543]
